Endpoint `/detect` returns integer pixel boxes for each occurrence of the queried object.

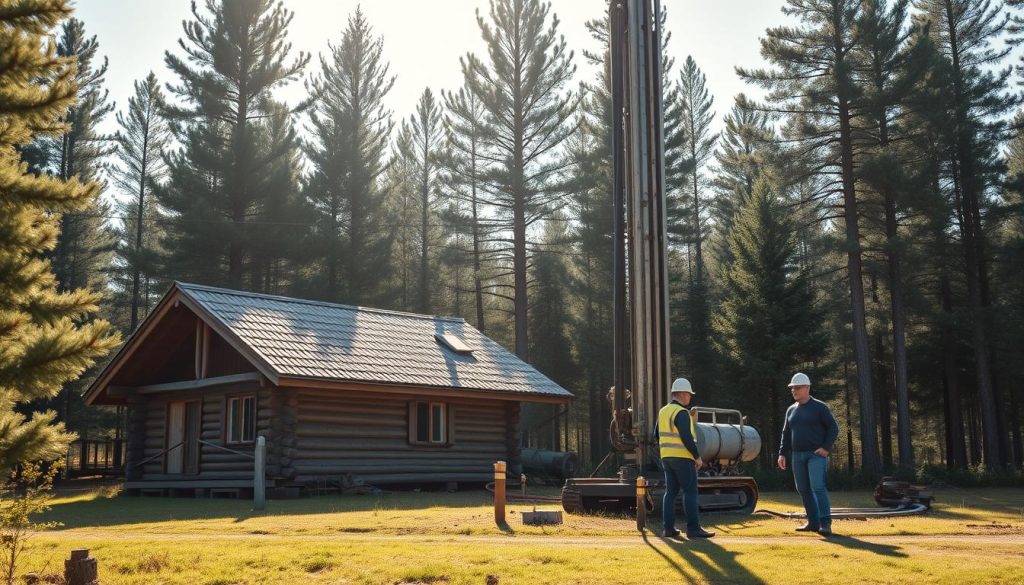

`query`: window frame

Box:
[225,394,256,445]
[408,400,453,447]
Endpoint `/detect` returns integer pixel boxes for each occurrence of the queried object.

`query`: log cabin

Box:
[84,282,572,496]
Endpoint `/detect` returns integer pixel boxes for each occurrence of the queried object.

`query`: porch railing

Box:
[63,438,125,478]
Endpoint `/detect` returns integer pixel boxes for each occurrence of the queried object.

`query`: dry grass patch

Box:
[22,484,1024,584]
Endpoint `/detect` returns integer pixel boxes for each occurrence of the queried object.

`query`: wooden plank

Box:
[200,321,210,379]
[292,450,503,461]
[285,379,569,405]
[294,463,493,474]
[295,426,407,440]
[294,472,490,483]
[297,414,405,427]
[114,372,263,395]
[125,480,263,489]
[198,463,253,472]
[294,438,505,453]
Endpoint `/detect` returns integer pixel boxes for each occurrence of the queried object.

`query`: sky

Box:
[73,0,787,137]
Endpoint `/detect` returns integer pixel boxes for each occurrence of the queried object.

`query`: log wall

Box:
[138,381,269,480]
[133,382,525,487]
[289,388,511,484]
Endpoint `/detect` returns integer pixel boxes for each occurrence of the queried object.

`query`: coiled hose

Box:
[755,503,929,519]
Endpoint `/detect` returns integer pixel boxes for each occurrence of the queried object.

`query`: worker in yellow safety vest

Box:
[655,378,715,539]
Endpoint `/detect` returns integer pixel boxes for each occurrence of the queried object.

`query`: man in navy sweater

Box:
[777,372,840,536]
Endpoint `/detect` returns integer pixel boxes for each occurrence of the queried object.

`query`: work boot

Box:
[686,528,716,538]
[817,524,833,537]
[795,522,820,532]
[662,529,682,539]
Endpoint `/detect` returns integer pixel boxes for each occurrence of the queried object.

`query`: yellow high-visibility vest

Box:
[658,402,697,460]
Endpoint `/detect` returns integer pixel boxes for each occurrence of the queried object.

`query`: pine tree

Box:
[26,16,115,431]
[398,89,444,314]
[565,16,619,467]
[36,18,114,295]
[441,85,495,331]
[1001,111,1024,465]
[739,0,883,473]
[158,0,308,292]
[462,0,576,360]
[672,56,718,277]
[913,0,1018,468]
[304,7,394,305]
[713,178,826,466]
[0,0,119,472]
[109,72,171,331]
[894,29,971,468]
[852,0,923,468]
[671,56,718,393]
[247,99,308,293]
[709,95,773,269]
[528,213,579,450]
[385,130,419,311]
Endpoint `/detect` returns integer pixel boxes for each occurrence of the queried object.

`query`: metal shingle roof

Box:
[176,282,572,399]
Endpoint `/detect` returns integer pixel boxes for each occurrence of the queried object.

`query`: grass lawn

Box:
[21,484,1024,584]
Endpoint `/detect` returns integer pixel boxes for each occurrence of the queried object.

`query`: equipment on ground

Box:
[561,0,761,519]
[755,477,933,520]
[521,448,579,483]
[874,477,934,509]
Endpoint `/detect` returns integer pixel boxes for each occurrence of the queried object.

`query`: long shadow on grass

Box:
[822,534,906,557]
[43,488,498,529]
[642,533,766,584]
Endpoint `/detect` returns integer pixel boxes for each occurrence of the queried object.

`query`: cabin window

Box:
[226,395,256,444]
[409,401,452,445]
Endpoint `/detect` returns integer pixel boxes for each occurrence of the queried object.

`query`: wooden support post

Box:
[494,460,506,525]
[254,435,266,510]
[635,476,647,532]
[64,549,98,585]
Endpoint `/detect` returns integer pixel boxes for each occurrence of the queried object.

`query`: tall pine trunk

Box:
[876,332,893,469]
[943,0,1004,469]
[129,128,149,331]
[419,155,430,313]
[837,83,879,473]
[471,138,485,332]
[940,268,967,468]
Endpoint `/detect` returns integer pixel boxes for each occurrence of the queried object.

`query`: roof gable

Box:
[88,283,572,403]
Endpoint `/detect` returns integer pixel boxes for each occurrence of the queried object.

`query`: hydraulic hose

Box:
[484,481,562,503]
[754,503,929,519]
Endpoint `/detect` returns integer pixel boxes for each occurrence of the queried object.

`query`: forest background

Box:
[19,0,1024,482]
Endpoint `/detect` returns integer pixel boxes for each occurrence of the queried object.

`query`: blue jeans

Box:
[791,451,831,527]
[662,457,700,533]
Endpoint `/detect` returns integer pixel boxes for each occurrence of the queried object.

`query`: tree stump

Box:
[64,549,98,585]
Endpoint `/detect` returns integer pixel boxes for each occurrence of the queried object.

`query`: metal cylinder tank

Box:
[694,422,761,463]
[520,448,579,480]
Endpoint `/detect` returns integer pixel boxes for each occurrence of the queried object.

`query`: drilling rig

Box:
[560,0,761,518]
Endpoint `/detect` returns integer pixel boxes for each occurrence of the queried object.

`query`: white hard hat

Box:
[670,377,695,396]
[788,372,811,387]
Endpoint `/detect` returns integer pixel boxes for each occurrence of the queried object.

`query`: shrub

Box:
[0,463,61,585]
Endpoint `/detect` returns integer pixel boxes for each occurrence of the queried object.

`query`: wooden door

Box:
[166,400,201,475]
[166,402,185,474]
[184,401,201,475]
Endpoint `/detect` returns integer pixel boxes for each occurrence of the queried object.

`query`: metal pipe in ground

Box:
[635,476,647,532]
[254,435,266,510]
[494,461,506,525]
